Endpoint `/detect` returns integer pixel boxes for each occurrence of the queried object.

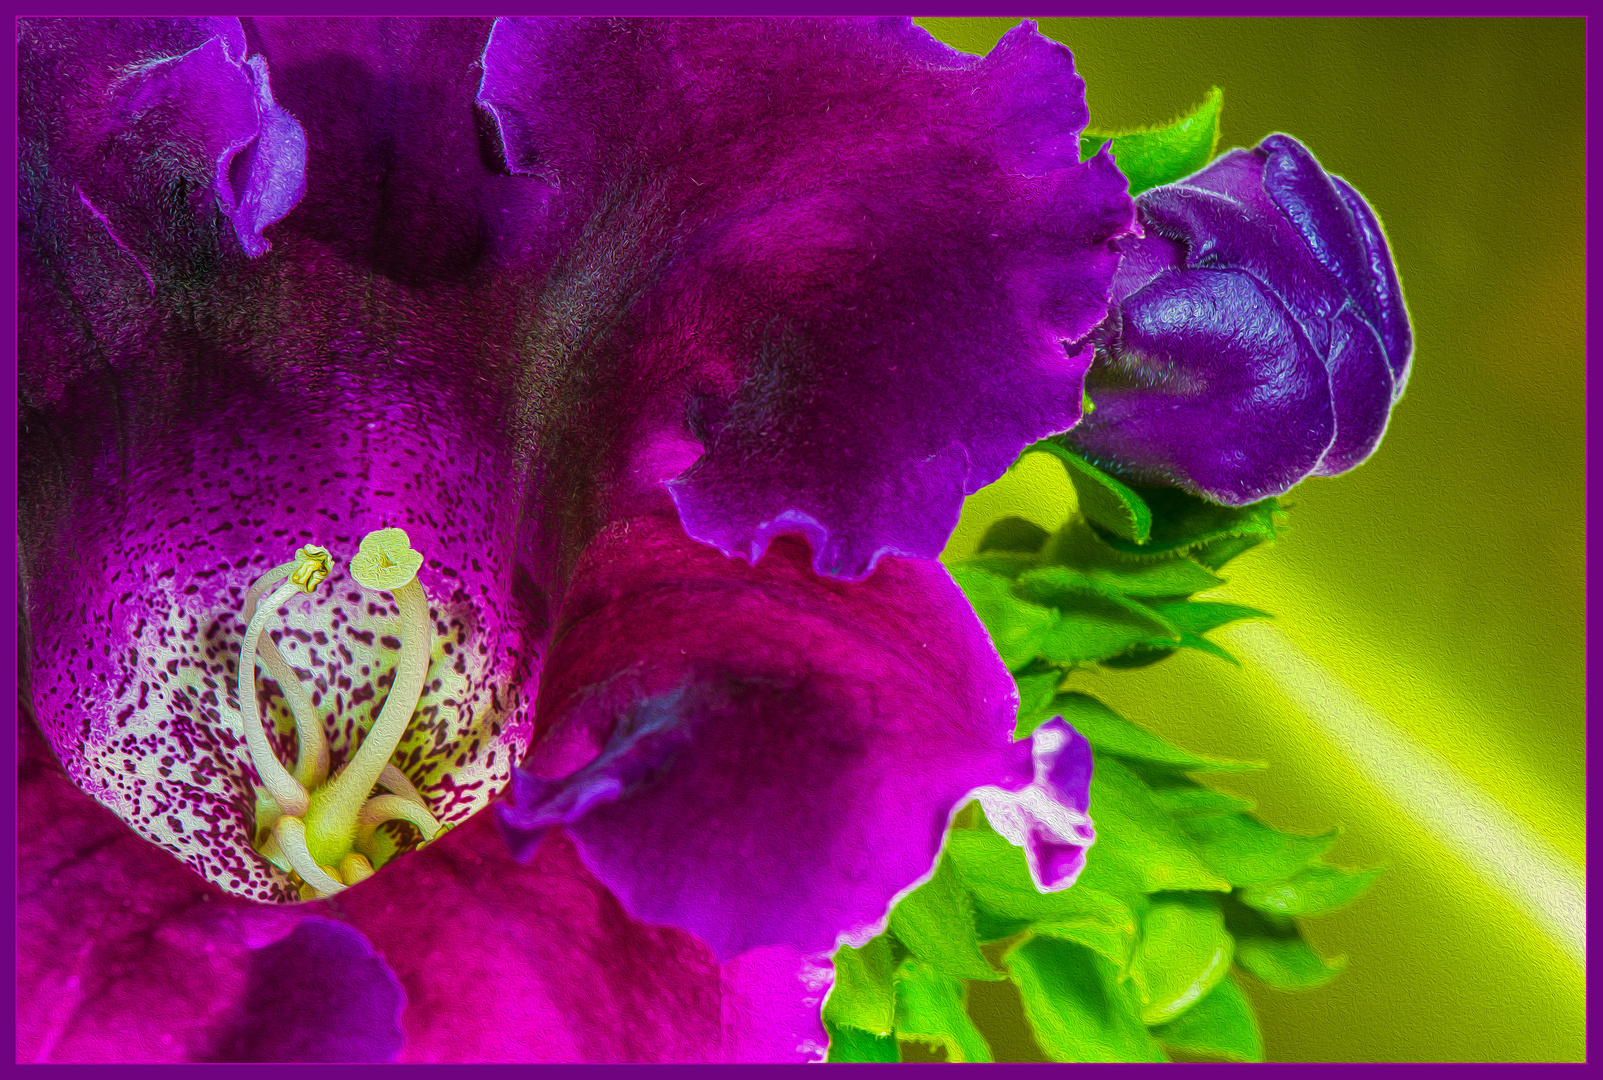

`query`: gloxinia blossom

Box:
[18,17,1131,1062]
[1070,133,1412,505]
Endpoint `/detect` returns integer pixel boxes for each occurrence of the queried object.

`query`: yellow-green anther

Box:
[378,763,428,809]
[300,528,432,868]
[239,577,315,818]
[288,544,333,593]
[354,793,444,857]
[243,555,332,789]
[274,815,345,898]
[339,852,376,886]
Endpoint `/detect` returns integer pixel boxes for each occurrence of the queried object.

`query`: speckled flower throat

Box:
[24,392,547,904]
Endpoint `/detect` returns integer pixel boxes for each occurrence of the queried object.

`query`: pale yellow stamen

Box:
[238,559,328,818]
[354,793,444,857]
[339,852,376,886]
[377,763,428,809]
[274,815,345,897]
[242,549,332,789]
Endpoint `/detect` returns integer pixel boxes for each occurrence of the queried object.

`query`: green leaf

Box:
[1095,487,1281,560]
[1151,975,1265,1062]
[977,515,1051,555]
[1083,758,1234,896]
[1080,87,1224,195]
[1178,813,1337,887]
[1239,862,1382,919]
[1012,668,1064,739]
[946,822,1138,949]
[824,936,897,1035]
[1005,938,1167,1062]
[1224,898,1348,990]
[888,855,1002,981]
[1035,589,1180,665]
[1032,439,1152,543]
[963,550,1042,580]
[1047,518,1224,596]
[1190,532,1271,571]
[1132,894,1234,1025]
[950,565,1057,671]
[892,959,994,1062]
[824,1019,899,1063]
[1149,600,1272,635]
[1052,692,1257,772]
[1141,775,1257,818]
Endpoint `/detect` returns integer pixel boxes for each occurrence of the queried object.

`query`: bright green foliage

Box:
[1006,938,1168,1062]
[1079,86,1225,195]
[1239,861,1384,919]
[893,960,994,1062]
[887,856,1000,982]
[1150,975,1264,1062]
[1133,894,1234,1025]
[1033,439,1153,542]
[828,433,1371,1062]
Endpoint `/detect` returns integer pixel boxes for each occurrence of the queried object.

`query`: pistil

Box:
[298,528,435,870]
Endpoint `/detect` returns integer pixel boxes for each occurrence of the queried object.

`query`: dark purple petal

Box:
[479,18,1135,580]
[1075,133,1408,502]
[205,919,405,1062]
[1311,310,1395,476]
[497,512,1090,959]
[1333,175,1413,387]
[1074,267,1336,505]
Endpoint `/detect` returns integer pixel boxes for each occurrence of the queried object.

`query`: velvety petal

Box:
[497,512,1089,959]
[479,18,1135,579]
[1333,174,1413,388]
[1073,267,1336,505]
[203,919,406,1062]
[20,710,824,1062]
[1311,310,1395,476]
[16,713,402,1063]
[326,813,827,1062]
[970,719,1097,889]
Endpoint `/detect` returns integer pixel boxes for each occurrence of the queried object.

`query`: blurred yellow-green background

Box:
[921,18,1586,1063]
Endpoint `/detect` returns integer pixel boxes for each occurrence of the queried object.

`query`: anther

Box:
[242,549,332,789]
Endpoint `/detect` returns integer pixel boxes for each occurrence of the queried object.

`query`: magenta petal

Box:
[479,18,1134,579]
[205,919,405,1062]
[499,513,1045,959]
[329,814,827,1062]
[16,714,402,1063]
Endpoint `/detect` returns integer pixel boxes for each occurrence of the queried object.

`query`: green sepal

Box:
[824,935,898,1036]
[1052,692,1257,772]
[1139,772,1258,817]
[887,855,1003,981]
[1032,439,1152,543]
[1094,486,1282,561]
[1150,975,1265,1063]
[824,1019,899,1063]
[892,959,995,1062]
[946,819,1138,952]
[949,565,1056,671]
[1238,861,1382,919]
[1004,938,1168,1062]
[962,550,1042,580]
[1035,589,1181,665]
[977,515,1051,555]
[1225,899,1348,989]
[1083,758,1234,896]
[1132,893,1234,1025]
[1178,813,1338,887]
[1012,667,1064,739]
[1079,86,1224,195]
[1149,600,1272,635]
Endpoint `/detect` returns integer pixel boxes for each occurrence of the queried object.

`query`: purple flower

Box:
[17,17,1131,1061]
[1070,133,1412,505]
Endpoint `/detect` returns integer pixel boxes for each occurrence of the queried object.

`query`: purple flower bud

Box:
[1070,134,1411,505]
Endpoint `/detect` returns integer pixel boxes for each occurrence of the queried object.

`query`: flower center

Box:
[241,528,447,899]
